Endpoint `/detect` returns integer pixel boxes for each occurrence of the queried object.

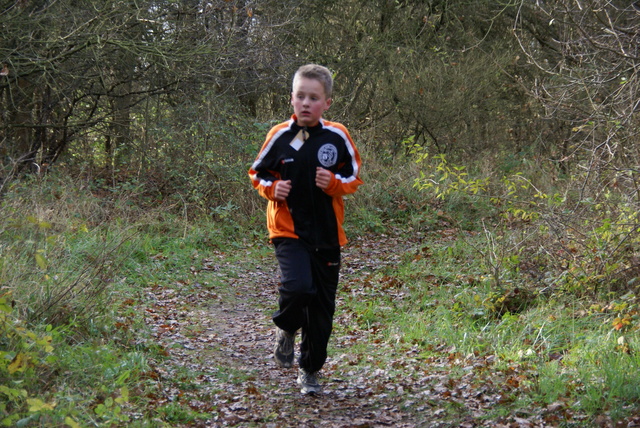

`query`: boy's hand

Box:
[274,180,291,201]
[315,167,332,190]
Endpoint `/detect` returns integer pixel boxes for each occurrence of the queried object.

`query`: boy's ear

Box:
[325,98,332,110]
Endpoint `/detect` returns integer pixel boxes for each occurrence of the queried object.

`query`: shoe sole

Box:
[274,348,294,368]
[274,329,295,368]
[299,386,321,395]
[297,378,321,394]
[275,358,293,368]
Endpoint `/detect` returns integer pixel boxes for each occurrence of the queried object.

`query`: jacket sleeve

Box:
[248,126,284,201]
[323,126,363,197]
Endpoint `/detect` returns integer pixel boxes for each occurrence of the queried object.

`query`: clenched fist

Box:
[274,180,291,201]
[316,167,332,190]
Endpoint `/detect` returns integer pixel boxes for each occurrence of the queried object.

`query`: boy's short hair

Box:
[293,64,333,99]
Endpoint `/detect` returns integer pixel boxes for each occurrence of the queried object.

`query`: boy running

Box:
[249,64,363,394]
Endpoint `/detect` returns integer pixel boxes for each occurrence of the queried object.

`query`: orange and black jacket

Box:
[249,116,363,248]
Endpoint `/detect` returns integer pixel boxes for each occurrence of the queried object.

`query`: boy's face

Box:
[291,76,331,128]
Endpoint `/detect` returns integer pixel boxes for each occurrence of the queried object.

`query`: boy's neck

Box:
[294,115,322,128]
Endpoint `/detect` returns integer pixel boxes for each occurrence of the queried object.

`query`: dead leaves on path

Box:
[136,243,421,427]
[130,235,632,427]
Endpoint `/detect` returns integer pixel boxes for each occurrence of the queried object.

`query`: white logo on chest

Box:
[318,144,338,167]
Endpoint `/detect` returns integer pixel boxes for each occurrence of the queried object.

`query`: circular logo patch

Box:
[318,144,338,168]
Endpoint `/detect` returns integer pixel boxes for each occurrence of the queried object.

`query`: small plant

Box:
[0,294,57,426]
[405,140,490,200]
[94,387,130,425]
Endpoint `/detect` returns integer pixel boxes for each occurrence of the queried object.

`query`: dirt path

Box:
[139,232,640,427]
[143,236,421,427]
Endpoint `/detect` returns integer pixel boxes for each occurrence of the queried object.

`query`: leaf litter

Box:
[134,232,638,427]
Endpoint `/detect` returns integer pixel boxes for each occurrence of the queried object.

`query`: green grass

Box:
[335,230,640,424]
[154,401,212,425]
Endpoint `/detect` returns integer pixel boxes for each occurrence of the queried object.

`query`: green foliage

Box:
[339,232,640,422]
[0,177,159,426]
[0,208,124,326]
[2,163,640,424]
[0,296,148,426]
[136,97,267,217]
[155,401,211,425]
[0,296,56,427]
[93,387,130,425]
[405,135,640,299]
[407,144,490,200]
[347,138,431,235]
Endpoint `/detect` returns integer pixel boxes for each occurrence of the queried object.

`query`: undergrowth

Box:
[338,229,640,424]
[0,169,272,426]
[1,145,639,425]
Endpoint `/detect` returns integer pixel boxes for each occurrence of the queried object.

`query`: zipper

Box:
[304,126,321,250]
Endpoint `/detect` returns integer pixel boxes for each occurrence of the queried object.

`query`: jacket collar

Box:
[290,115,324,134]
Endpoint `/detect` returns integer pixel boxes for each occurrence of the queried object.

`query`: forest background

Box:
[1,0,639,426]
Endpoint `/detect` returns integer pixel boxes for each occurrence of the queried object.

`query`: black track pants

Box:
[272,238,340,373]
